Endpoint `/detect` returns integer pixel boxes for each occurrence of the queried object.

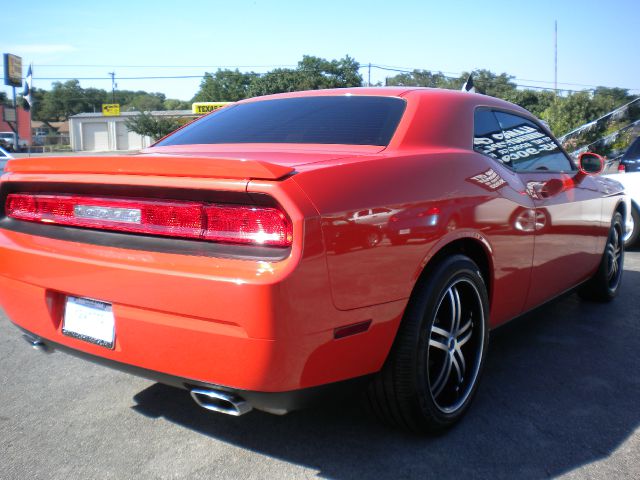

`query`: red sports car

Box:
[0,88,625,433]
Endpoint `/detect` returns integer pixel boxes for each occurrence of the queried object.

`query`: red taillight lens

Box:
[5,194,292,247]
[204,205,293,246]
[618,163,626,173]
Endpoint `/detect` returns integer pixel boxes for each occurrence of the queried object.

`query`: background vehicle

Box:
[0,146,13,172]
[0,132,28,152]
[618,136,640,173]
[0,88,626,433]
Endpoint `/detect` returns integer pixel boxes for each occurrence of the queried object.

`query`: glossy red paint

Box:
[0,88,625,407]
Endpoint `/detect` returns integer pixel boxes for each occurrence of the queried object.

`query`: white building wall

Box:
[69,115,153,152]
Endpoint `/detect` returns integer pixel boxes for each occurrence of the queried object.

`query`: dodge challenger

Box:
[0,87,625,433]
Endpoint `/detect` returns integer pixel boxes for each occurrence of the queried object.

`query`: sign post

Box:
[3,53,23,151]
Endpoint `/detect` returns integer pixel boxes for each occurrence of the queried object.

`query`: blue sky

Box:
[2,0,638,101]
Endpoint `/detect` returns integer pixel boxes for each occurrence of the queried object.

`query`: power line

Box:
[28,61,640,92]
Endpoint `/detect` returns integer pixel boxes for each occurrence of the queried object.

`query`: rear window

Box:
[156,96,406,147]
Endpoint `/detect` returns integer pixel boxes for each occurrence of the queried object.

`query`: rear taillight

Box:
[5,193,293,247]
[618,163,626,173]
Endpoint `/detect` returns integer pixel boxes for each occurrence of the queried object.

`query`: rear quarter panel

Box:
[293,150,536,327]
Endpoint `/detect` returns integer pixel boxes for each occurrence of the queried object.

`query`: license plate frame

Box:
[62,296,115,349]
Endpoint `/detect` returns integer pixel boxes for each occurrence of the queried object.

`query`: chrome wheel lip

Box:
[606,222,623,291]
[427,277,486,415]
[623,210,635,243]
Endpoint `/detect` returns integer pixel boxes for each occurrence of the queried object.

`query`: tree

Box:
[295,55,362,90]
[504,89,555,118]
[192,70,256,102]
[129,92,166,112]
[385,69,457,89]
[164,98,191,110]
[247,68,303,97]
[0,91,10,106]
[541,92,602,136]
[192,55,363,101]
[34,80,90,121]
[124,112,187,141]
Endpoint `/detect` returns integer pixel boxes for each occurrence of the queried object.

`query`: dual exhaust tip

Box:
[190,388,253,416]
[23,333,252,417]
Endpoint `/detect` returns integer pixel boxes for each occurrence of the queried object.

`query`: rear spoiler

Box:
[4,155,295,180]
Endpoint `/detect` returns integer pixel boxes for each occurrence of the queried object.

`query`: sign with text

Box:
[3,53,22,87]
[102,104,120,116]
[2,107,16,122]
[192,102,231,115]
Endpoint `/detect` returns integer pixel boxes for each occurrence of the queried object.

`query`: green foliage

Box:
[386,69,458,89]
[192,70,257,102]
[0,91,11,106]
[29,82,188,123]
[124,112,187,141]
[192,55,363,101]
[163,98,191,110]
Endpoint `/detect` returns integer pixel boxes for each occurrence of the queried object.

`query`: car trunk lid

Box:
[4,145,385,180]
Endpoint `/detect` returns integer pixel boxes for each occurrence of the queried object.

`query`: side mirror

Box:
[578,152,604,175]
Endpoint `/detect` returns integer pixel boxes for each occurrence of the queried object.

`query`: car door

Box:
[493,111,603,310]
[472,108,536,320]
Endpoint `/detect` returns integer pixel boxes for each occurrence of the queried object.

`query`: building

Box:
[69,110,194,152]
[0,105,32,145]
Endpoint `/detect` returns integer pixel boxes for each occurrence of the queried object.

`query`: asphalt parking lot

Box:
[1,251,639,479]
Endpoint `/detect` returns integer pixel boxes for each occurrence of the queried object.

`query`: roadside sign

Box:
[2,107,16,122]
[102,104,120,116]
[192,102,231,115]
[3,54,22,88]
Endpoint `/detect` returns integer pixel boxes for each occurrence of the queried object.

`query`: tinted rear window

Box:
[157,96,406,147]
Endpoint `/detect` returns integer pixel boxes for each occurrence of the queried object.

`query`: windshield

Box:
[156,96,406,147]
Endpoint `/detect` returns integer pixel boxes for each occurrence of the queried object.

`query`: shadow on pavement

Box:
[132,271,640,479]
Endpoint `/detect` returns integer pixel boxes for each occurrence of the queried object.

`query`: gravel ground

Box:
[1,251,639,479]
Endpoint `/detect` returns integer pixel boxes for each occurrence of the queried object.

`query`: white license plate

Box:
[62,296,115,349]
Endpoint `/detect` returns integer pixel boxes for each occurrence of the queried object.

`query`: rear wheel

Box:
[366,254,489,433]
[579,212,624,302]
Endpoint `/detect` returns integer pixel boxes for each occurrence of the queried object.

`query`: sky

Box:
[1,0,639,102]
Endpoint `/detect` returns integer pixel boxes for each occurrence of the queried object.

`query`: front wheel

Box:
[579,212,624,302]
[366,254,489,433]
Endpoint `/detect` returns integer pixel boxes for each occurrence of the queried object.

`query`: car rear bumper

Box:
[0,227,405,395]
[15,324,372,414]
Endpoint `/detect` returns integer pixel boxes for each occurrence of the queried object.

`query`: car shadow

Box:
[131,270,640,479]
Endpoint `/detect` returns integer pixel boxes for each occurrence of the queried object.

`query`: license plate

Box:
[63,296,115,349]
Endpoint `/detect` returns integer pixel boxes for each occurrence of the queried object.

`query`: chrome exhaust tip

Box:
[190,388,252,416]
[22,334,53,353]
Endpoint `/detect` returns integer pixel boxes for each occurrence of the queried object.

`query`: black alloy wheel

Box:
[579,211,624,302]
[366,254,489,433]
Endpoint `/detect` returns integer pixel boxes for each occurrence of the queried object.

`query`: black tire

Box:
[579,212,624,302]
[366,254,489,433]
[624,206,640,248]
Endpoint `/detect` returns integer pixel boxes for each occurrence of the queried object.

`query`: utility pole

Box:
[108,72,116,103]
[554,20,558,96]
[368,63,371,87]
[12,85,18,151]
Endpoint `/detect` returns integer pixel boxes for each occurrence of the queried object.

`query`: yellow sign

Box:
[192,102,231,115]
[4,54,23,87]
[102,104,120,116]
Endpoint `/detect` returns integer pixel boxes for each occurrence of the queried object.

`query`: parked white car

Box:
[0,146,14,172]
[604,171,640,246]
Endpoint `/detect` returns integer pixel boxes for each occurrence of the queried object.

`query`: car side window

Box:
[473,109,512,167]
[494,111,574,172]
